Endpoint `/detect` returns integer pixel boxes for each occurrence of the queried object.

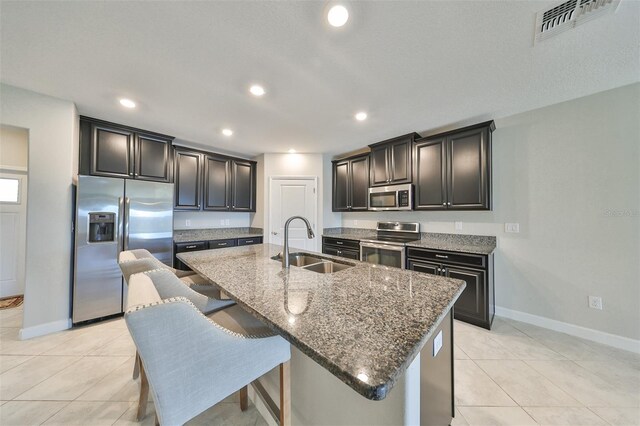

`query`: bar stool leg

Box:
[133,351,140,379]
[279,361,291,426]
[137,362,150,421]
[239,386,248,411]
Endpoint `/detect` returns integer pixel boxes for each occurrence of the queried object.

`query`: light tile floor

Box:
[1,305,639,425]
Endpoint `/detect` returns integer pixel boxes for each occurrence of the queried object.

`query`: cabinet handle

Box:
[336,241,343,245]
[219,243,227,246]
[186,245,197,249]
[442,203,446,206]
[435,254,449,259]
[447,202,451,206]
[337,250,342,255]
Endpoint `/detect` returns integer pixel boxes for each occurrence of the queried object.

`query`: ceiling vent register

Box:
[535,0,621,43]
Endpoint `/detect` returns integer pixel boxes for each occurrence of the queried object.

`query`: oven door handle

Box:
[360,242,405,252]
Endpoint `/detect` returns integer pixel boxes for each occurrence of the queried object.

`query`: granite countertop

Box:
[323,227,496,255]
[177,244,465,401]
[173,227,263,243]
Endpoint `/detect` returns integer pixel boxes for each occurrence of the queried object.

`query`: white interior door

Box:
[269,178,317,251]
[0,172,28,298]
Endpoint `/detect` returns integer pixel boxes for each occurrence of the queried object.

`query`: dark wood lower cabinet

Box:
[174,237,262,270]
[322,237,360,261]
[408,247,494,329]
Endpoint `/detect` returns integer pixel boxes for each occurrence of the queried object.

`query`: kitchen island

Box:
[178,244,465,425]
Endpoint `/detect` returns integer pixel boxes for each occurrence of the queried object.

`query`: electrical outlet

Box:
[505,223,520,233]
[220,219,225,225]
[225,219,230,226]
[185,219,191,227]
[588,296,603,310]
[433,330,443,357]
[455,221,463,231]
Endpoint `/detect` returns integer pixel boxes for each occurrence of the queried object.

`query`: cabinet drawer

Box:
[208,239,237,249]
[322,237,360,250]
[407,247,485,268]
[323,246,360,260]
[238,236,263,246]
[175,241,207,253]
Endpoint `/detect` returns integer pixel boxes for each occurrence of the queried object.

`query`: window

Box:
[0,178,20,203]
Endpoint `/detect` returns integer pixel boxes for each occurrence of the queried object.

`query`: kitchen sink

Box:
[302,261,352,274]
[271,253,325,267]
[271,252,353,273]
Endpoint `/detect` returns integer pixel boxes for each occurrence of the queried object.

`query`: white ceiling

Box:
[1,1,638,156]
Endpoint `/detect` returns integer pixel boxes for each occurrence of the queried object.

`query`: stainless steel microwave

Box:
[368,184,413,211]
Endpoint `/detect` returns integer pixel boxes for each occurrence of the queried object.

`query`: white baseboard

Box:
[495,306,640,354]
[19,318,71,340]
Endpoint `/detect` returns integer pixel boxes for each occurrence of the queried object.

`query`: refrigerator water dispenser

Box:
[88,213,115,242]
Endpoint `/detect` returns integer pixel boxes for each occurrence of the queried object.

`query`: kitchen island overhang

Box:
[178,244,465,425]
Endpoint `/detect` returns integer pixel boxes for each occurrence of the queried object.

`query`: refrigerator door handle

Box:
[117,197,125,256]
[124,197,131,251]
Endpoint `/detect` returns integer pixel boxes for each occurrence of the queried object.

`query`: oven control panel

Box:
[398,190,410,207]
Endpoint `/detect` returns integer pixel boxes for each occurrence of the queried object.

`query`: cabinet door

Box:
[369,145,390,186]
[446,266,487,324]
[332,161,350,211]
[447,127,490,209]
[231,160,255,211]
[350,156,369,210]
[389,139,412,184]
[408,259,441,275]
[91,125,134,178]
[414,138,447,210]
[203,156,230,211]
[174,150,202,210]
[136,134,171,182]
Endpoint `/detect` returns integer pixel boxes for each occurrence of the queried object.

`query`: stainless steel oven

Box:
[368,183,413,211]
[360,241,406,269]
[359,222,421,269]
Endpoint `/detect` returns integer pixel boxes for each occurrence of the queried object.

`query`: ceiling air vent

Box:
[535,0,621,43]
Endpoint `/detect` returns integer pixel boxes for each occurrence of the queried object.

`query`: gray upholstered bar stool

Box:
[118,251,235,381]
[126,269,291,426]
[118,249,223,299]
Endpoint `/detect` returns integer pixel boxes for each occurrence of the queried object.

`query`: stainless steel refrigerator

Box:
[72,175,173,323]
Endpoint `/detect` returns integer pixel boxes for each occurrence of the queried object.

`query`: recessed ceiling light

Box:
[288,149,296,153]
[249,85,266,97]
[355,112,368,121]
[119,98,136,109]
[328,5,349,27]
[222,129,233,136]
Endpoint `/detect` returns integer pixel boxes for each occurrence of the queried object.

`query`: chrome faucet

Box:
[282,216,315,268]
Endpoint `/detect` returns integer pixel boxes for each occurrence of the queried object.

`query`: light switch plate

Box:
[455,221,463,231]
[185,219,191,227]
[505,223,520,233]
[433,330,443,357]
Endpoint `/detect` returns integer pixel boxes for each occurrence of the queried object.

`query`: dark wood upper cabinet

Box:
[174,149,202,210]
[79,116,173,183]
[414,138,447,209]
[414,121,494,211]
[333,161,350,211]
[91,125,135,178]
[230,160,256,212]
[176,148,255,212]
[136,133,172,182]
[369,133,418,187]
[350,156,369,210]
[203,156,230,211]
[332,154,369,212]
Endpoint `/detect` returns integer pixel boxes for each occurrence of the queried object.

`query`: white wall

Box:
[341,83,640,342]
[0,84,78,338]
[0,125,28,169]
[173,211,251,230]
